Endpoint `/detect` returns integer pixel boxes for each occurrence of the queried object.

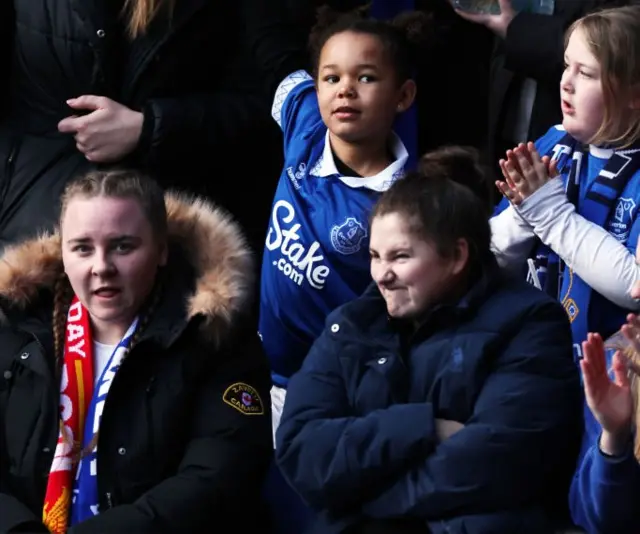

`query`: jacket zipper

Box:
[105,492,113,509]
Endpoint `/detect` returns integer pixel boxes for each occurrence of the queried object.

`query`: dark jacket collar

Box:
[344,255,503,342]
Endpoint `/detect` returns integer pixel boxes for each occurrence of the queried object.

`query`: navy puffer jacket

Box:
[277,260,583,534]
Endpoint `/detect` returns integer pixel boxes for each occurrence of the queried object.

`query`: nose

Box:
[371,261,395,285]
[560,70,574,95]
[91,250,115,277]
[337,80,356,99]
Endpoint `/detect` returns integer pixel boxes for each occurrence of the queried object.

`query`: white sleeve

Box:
[490,205,537,274]
[271,70,313,129]
[516,179,640,310]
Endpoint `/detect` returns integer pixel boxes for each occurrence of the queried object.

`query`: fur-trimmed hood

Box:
[0,192,254,346]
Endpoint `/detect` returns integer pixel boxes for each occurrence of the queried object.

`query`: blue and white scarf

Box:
[70,318,139,524]
[533,134,640,354]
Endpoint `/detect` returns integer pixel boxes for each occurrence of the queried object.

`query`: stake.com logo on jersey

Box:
[265,200,330,289]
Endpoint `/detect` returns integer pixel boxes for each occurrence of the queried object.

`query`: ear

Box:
[396,79,417,113]
[450,238,470,276]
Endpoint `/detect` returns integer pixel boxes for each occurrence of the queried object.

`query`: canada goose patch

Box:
[223,383,264,415]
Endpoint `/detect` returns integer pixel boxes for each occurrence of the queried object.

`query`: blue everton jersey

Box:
[497,125,640,338]
[260,71,408,386]
[535,125,640,251]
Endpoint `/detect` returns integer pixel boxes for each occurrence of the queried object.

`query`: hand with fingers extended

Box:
[449,0,516,38]
[496,142,559,206]
[581,333,634,457]
[57,95,144,163]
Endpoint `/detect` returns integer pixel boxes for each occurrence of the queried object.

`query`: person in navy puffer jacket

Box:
[275,146,583,534]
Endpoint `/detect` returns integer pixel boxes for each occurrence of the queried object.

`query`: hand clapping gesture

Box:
[581,322,640,457]
[496,142,559,206]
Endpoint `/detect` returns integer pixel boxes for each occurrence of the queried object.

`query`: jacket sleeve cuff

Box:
[129,101,155,164]
[594,436,638,485]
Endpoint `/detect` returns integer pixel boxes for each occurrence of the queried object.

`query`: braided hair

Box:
[55,168,168,458]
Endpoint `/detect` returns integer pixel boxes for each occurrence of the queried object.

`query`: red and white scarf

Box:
[42,297,94,534]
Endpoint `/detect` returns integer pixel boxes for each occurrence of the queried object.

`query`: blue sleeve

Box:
[360,300,583,519]
[275,324,438,513]
[271,71,324,154]
[569,402,640,533]
[534,124,567,156]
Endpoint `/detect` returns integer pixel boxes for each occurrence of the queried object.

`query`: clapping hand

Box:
[581,333,634,456]
[496,142,559,206]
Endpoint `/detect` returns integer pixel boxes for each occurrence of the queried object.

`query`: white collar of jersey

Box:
[589,145,613,159]
[555,125,614,159]
[309,130,408,192]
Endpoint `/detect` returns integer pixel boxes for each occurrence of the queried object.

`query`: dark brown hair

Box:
[372,146,493,268]
[309,5,434,83]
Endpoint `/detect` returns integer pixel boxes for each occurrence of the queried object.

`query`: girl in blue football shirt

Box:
[490,6,640,532]
[249,4,432,435]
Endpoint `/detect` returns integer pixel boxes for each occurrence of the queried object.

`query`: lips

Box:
[93,287,121,298]
[561,99,575,115]
[333,106,361,119]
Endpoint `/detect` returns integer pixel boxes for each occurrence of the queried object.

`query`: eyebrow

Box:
[370,246,412,255]
[66,235,141,245]
[564,55,599,70]
[322,63,379,70]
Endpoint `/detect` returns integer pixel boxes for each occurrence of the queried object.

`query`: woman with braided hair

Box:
[0,169,272,533]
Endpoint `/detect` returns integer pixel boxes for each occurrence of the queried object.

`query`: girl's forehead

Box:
[61,197,150,238]
[320,31,386,63]
[565,28,598,66]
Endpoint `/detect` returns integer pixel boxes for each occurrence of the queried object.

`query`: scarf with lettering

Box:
[531,134,640,355]
[43,296,137,533]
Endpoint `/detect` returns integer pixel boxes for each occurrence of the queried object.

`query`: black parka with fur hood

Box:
[0,193,272,533]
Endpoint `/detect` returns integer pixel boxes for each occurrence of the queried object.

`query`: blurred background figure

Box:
[453,0,636,177]
[0,0,281,256]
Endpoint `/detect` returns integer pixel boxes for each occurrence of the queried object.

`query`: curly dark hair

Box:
[308,4,434,83]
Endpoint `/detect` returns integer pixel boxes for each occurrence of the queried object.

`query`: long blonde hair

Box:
[566,6,640,148]
[123,0,175,38]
